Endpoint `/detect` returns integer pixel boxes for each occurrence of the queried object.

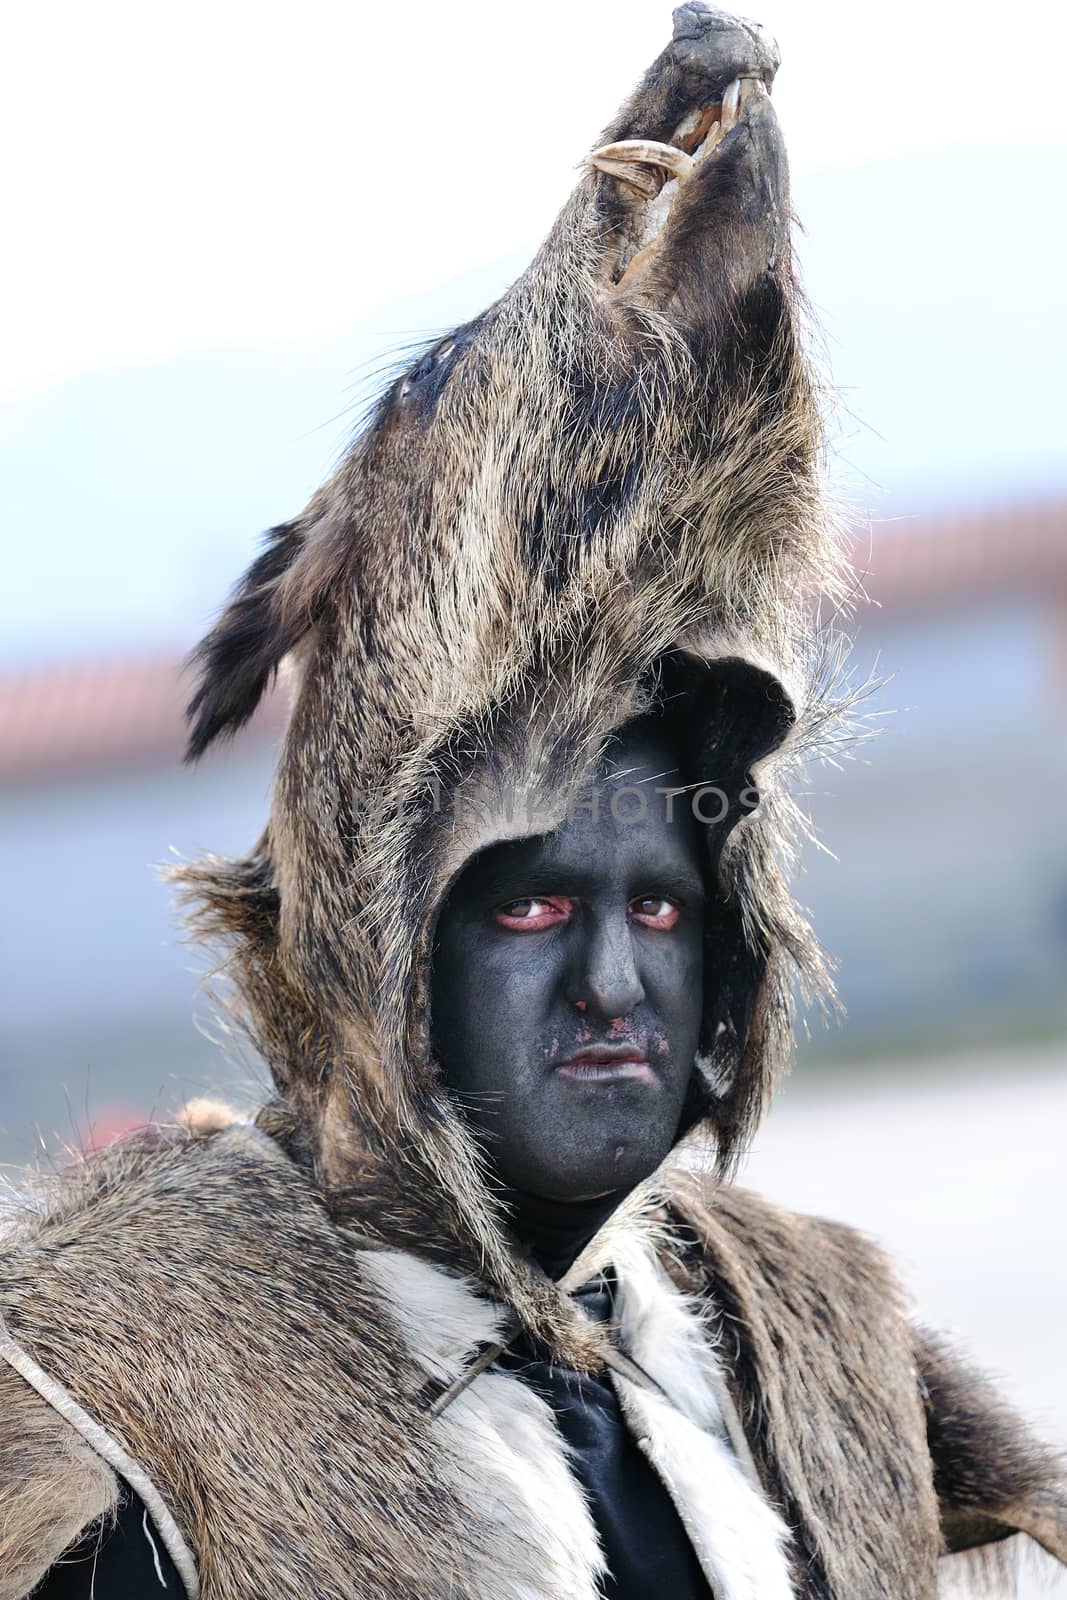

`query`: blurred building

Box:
[802,496,1067,1056]
[0,660,284,1161]
[1,498,1065,1160]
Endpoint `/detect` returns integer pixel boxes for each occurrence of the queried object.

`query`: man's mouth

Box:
[588,75,766,288]
[554,1042,656,1085]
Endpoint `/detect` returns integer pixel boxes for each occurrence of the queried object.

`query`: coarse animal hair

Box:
[0,1120,490,1599]
[7,1121,1063,1599]
[4,16,1066,1597]
[0,1363,118,1600]
[174,4,850,1353]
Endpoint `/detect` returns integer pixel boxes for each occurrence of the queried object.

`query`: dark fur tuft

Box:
[184,519,309,760]
[917,1327,1067,1563]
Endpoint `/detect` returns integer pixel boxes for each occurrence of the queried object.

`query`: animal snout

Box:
[671,4,780,90]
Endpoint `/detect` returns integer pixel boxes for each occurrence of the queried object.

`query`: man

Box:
[3,7,1065,1598]
[429,713,783,1598]
[431,717,709,1217]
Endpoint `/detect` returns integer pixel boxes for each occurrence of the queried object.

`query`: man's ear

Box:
[185,518,315,760]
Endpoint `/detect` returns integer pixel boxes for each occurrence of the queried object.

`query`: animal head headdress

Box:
[178,4,847,1342]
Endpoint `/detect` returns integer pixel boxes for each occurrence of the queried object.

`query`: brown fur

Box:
[5,12,1065,1597]
[917,1327,1067,1570]
[667,1172,943,1596]
[667,1174,1067,1596]
[0,1123,480,1599]
[3,1125,1063,1598]
[174,3,846,1359]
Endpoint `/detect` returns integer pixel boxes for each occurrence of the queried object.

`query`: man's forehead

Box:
[444,718,687,841]
[456,775,706,900]
[598,717,684,783]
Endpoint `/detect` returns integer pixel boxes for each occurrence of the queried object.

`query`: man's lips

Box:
[553,1042,656,1085]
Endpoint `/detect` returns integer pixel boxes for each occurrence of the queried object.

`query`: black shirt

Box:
[499,1187,713,1599]
[497,1274,712,1600]
[35,1488,181,1597]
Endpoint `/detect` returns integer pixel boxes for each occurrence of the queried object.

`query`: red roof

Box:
[852,497,1067,612]
[0,653,285,785]
[1,498,1064,785]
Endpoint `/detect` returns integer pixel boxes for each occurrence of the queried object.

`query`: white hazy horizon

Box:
[4,0,1066,402]
[2,0,1065,664]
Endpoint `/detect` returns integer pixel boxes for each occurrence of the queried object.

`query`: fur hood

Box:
[175,4,845,1355]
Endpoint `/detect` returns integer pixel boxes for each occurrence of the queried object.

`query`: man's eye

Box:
[629,896,680,930]
[494,896,572,930]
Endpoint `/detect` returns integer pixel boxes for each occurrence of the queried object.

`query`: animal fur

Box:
[174,2,840,1353]
[1,1121,1064,1598]
[0,1366,117,1600]
[0,1123,478,1600]
[3,8,1065,1598]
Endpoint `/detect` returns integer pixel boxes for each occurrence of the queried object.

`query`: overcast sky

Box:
[2,0,1065,661]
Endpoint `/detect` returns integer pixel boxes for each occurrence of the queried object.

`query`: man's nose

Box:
[571,913,645,1019]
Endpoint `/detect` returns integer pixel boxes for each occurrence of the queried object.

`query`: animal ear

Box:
[185,519,312,760]
[917,1326,1067,1568]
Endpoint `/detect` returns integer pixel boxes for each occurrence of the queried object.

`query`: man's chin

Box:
[514,1130,675,1205]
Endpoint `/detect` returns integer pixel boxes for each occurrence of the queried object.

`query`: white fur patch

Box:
[610,1231,796,1600]
[357,1249,605,1600]
[359,1234,795,1600]
[611,1227,728,1430]
[612,1376,794,1600]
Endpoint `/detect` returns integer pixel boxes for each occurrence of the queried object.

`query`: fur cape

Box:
[1,1114,1064,1599]
[2,7,1065,1597]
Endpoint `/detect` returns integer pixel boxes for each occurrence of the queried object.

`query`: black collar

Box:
[500,1185,624,1281]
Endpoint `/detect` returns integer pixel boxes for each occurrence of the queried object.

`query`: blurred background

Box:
[1,2,1064,1590]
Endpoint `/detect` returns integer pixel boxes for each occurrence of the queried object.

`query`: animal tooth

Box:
[587,158,659,197]
[587,139,695,190]
[695,120,723,161]
[721,79,742,132]
[672,107,704,143]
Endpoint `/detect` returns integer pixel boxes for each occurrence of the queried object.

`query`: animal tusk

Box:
[720,79,742,133]
[587,139,696,193]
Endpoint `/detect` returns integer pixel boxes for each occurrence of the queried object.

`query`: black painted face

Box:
[430,722,706,1202]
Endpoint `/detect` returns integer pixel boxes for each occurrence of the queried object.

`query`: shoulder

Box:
[663,1166,902,1308]
[661,1166,916,1421]
[1,1100,320,1264]
[0,1101,305,1598]
[662,1165,1067,1577]
[0,1099,355,1363]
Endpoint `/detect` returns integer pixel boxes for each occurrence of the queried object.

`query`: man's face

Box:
[430,723,706,1202]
